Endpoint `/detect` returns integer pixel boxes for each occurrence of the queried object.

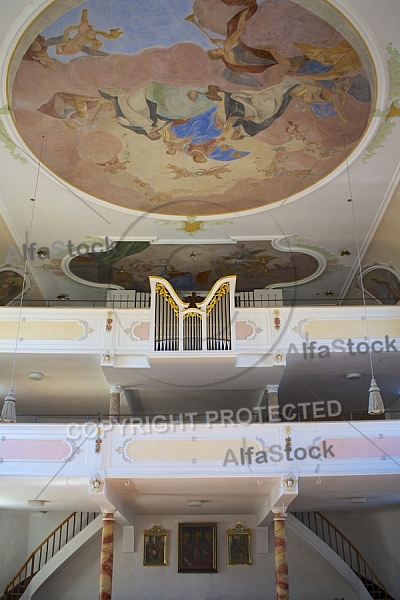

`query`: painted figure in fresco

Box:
[0,271,24,306]
[187,0,303,86]
[55,9,123,56]
[209,242,269,276]
[99,84,217,139]
[226,74,354,138]
[294,39,362,82]
[38,92,114,128]
[165,164,232,179]
[159,265,195,290]
[100,82,249,162]
[197,165,232,177]
[23,35,56,69]
[289,79,349,124]
[291,39,372,112]
[368,275,400,305]
[225,76,299,138]
[168,105,249,162]
[97,156,130,173]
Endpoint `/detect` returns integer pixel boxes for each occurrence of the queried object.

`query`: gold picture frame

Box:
[143,524,168,566]
[227,521,252,566]
[178,522,217,572]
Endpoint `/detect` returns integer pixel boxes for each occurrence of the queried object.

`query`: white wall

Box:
[0,511,29,593]
[32,514,357,600]
[28,511,71,555]
[324,508,400,597]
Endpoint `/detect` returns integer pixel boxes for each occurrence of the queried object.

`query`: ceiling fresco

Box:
[66,239,320,292]
[9,0,374,216]
[0,268,28,306]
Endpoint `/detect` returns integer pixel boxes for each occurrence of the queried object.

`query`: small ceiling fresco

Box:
[67,239,320,292]
[0,267,29,306]
[361,263,400,305]
[10,0,374,216]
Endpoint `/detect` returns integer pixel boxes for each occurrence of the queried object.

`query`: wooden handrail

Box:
[293,511,389,597]
[4,511,97,598]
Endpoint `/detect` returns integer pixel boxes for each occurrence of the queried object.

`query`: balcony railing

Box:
[11,410,399,424]
[5,294,396,308]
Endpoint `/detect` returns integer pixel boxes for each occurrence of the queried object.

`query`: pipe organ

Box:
[150,276,236,352]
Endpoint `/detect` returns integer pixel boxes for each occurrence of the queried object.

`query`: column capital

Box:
[109,385,123,394]
[266,384,279,393]
[272,509,286,519]
[101,510,116,519]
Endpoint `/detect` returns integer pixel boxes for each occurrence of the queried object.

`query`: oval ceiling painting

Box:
[10,0,374,216]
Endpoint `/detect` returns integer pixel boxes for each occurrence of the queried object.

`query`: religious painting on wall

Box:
[143,524,168,566]
[178,522,217,572]
[9,0,374,217]
[227,521,252,566]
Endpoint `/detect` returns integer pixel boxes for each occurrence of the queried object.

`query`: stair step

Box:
[356,572,396,600]
[3,573,35,600]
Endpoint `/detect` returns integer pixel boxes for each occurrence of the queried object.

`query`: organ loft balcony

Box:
[0,275,399,424]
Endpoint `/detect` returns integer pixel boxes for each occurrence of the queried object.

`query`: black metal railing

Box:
[13,412,102,424]
[4,294,398,309]
[10,409,399,425]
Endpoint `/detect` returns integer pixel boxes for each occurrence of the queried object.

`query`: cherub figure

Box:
[166,164,191,180]
[55,9,123,56]
[97,156,130,174]
[196,165,231,179]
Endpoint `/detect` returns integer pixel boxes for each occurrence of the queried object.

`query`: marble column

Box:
[99,512,115,600]
[274,512,289,600]
[267,384,280,422]
[109,385,122,423]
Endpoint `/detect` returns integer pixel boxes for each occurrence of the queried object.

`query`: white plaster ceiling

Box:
[0,473,399,515]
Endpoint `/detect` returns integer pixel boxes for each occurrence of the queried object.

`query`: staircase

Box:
[0,576,33,600]
[2,511,98,600]
[293,512,396,600]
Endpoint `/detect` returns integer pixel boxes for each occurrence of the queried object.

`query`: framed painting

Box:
[227,522,252,566]
[143,524,168,566]
[178,522,217,573]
